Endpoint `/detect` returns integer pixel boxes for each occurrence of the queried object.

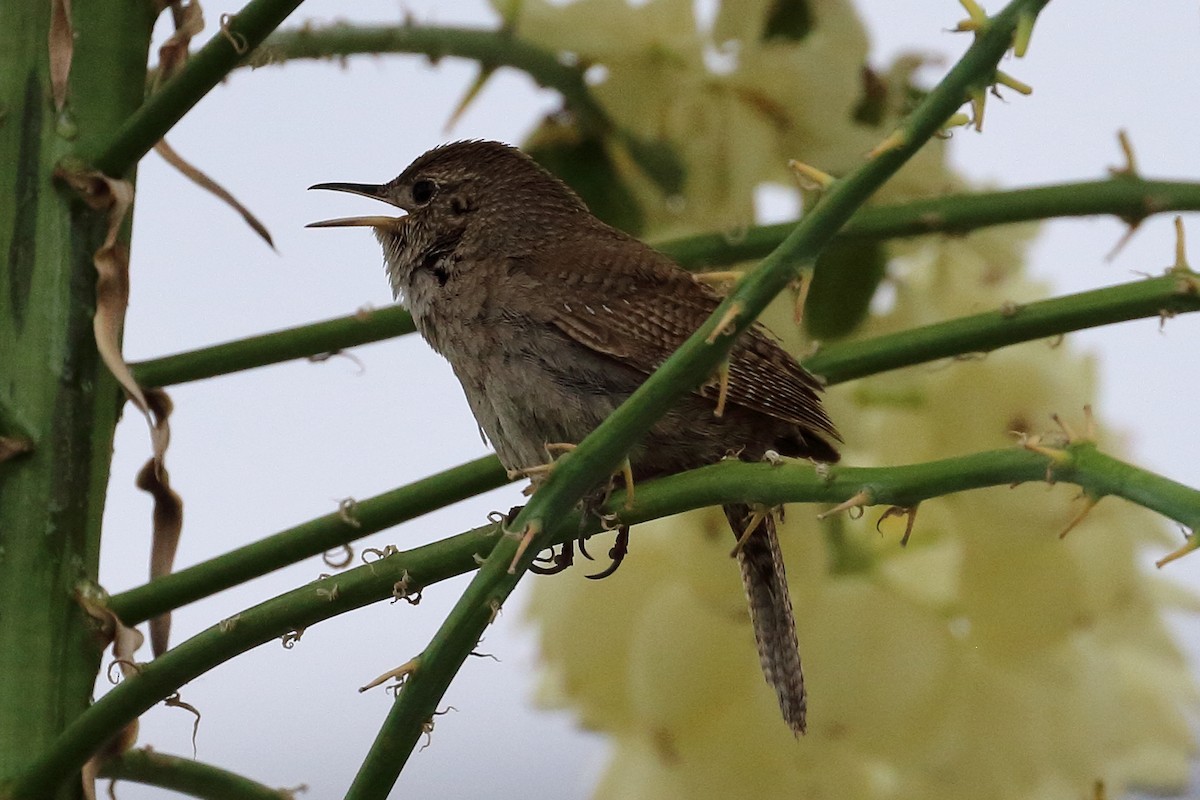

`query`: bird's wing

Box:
[513,235,841,441]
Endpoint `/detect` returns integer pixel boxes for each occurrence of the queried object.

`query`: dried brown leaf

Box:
[155,0,205,89]
[164,693,202,756]
[56,167,170,465]
[154,139,276,249]
[0,437,33,462]
[49,0,73,111]
[137,389,183,657]
[77,591,143,800]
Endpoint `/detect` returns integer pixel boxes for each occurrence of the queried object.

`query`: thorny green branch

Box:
[11,441,1199,799]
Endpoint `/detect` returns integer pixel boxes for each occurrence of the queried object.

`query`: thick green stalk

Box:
[345,2,1052,797]
[0,1,154,796]
[13,442,1200,799]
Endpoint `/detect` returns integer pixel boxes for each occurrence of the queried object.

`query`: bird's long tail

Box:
[723,503,806,735]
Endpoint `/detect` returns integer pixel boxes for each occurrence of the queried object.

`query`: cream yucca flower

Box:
[508,0,1197,797]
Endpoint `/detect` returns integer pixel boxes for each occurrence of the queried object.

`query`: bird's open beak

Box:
[306,182,407,230]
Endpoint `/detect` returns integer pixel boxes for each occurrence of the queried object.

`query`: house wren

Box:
[309,139,840,735]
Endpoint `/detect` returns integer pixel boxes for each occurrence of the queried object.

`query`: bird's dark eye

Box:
[411,179,436,205]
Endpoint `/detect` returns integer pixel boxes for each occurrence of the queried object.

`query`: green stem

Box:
[0,0,153,794]
[658,177,1200,268]
[90,0,308,177]
[12,441,1198,799]
[108,455,508,626]
[99,749,291,800]
[131,305,415,388]
[251,24,610,134]
[806,271,1200,383]
[345,3,1051,797]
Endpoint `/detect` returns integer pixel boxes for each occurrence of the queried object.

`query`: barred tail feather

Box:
[724,503,806,735]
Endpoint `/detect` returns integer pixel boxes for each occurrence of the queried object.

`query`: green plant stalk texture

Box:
[13,442,1200,799]
[344,2,1052,797]
[127,175,1200,389]
[0,0,154,795]
[99,749,290,800]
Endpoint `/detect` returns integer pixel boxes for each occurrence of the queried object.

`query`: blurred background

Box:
[98,2,1200,797]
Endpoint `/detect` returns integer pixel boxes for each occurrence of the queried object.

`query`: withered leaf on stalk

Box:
[164,693,203,756]
[155,139,276,249]
[154,0,205,88]
[0,437,33,462]
[48,0,73,111]
[77,591,144,800]
[137,389,183,658]
[55,168,170,466]
[150,1,278,254]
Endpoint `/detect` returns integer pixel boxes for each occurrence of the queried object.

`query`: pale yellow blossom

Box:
[511,0,1198,797]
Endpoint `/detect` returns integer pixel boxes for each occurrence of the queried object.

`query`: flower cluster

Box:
[507,1,1197,797]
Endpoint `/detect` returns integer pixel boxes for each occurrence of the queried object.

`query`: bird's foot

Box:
[530,538,575,575]
[584,525,630,580]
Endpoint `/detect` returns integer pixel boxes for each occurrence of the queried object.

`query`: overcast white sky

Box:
[97,2,1200,798]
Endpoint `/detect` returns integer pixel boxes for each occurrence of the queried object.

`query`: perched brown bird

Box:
[309,140,840,734]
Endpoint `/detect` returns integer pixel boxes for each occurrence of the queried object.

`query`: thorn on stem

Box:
[1156,533,1197,569]
[1013,11,1036,57]
[788,160,835,191]
[712,360,731,418]
[359,657,419,693]
[791,275,810,327]
[705,302,743,344]
[1059,494,1101,538]
[730,508,770,557]
[817,489,873,521]
[1171,216,1191,273]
